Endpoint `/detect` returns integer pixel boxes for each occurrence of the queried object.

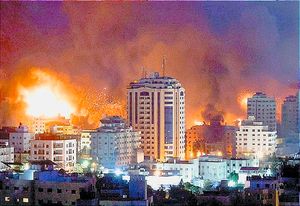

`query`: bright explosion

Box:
[21,86,75,118]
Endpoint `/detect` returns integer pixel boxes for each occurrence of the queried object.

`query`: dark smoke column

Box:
[127,72,185,161]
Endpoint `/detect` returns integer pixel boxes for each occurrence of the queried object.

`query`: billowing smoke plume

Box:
[0,2,298,128]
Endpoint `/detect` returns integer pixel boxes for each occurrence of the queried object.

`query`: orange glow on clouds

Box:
[237,92,252,110]
[194,120,204,126]
[19,70,75,118]
[21,85,75,118]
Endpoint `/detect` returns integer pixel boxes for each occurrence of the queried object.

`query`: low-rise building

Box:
[0,127,16,147]
[9,123,34,161]
[185,123,237,160]
[0,160,96,206]
[50,124,79,135]
[30,134,77,171]
[236,116,277,159]
[226,158,259,176]
[143,159,198,183]
[98,174,152,206]
[0,146,14,171]
[80,130,95,156]
[91,116,143,169]
[245,176,280,206]
[197,156,227,182]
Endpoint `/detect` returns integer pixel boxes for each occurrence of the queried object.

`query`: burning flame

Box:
[21,86,75,118]
[238,92,252,110]
[194,120,204,126]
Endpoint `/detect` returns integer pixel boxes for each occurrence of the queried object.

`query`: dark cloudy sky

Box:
[0,2,299,127]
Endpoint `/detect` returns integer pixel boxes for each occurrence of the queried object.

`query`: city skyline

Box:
[0,2,299,206]
[0,2,299,128]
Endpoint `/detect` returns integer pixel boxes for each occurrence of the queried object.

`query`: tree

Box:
[228,171,239,183]
[184,182,202,194]
[203,180,213,191]
[198,198,224,206]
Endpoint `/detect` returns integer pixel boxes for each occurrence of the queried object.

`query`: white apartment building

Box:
[0,147,14,170]
[236,116,277,159]
[32,118,46,134]
[9,123,34,154]
[127,72,185,161]
[91,116,142,169]
[30,134,77,171]
[50,125,79,135]
[226,158,259,175]
[247,92,276,131]
[80,130,95,155]
[151,160,197,183]
[197,155,227,182]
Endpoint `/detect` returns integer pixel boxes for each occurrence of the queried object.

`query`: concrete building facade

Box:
[0,161,96,206]
[247,92,276,131]
[236,117,277,159]
[127,72,185,161]
[197,156,227,182]
[185,124,237,160]
[91,116,142,169]
[0,147,14,171]
[9,123,33,154]
[281,95,299,137]
[30,134,77,171]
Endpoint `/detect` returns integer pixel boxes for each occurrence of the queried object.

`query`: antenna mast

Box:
[162,56,166,77]
[142,66,145,78]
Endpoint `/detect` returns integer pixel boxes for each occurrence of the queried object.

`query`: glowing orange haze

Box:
[21,86,75,118]
[15,69,253,128]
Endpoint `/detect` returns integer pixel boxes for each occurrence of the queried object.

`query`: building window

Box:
[164,106,173,144]
[71,190,76,194]
[5,197,10,202]
[23,198,29,203]
[47,188,52,193]
[57,189,62,193]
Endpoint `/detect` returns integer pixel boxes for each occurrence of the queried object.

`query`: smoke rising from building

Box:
[0,2,298,127]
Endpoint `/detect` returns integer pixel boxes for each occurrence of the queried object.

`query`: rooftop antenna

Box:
[162,56,166,77]
[141,66,146,78]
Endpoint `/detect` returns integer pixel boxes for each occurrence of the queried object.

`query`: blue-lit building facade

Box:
[127,72,185,161]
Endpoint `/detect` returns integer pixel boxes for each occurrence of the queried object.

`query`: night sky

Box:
[0,2,299,127]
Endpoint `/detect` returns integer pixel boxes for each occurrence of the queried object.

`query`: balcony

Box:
[53,150,63,155]
[53,144,63,148]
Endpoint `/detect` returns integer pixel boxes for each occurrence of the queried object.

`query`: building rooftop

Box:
[29,160,57,165]
[34,133,77,141]
[96,116,135,133]
[284,95,297,103]
[240,167,259,171]
[247,175,277,180]
[128,72,182,89]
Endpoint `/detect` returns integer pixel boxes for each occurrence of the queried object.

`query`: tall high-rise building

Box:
[296,88,300,134]
[276,92,300,156]
[247,92,276,131]
[127,72,185,161]
[281,95,299,138]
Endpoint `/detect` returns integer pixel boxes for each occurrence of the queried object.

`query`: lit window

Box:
[5,197,10,202]
[23,198,29,203]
